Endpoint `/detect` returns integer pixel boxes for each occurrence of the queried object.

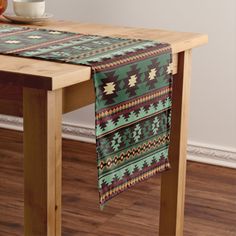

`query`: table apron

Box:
[0,54,178,116]
[0,80,94,116]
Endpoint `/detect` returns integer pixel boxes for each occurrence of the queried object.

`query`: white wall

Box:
[45,0,236,150]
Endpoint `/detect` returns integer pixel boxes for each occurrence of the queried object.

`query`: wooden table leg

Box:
[23,88,62,236]
[159,50,192,236]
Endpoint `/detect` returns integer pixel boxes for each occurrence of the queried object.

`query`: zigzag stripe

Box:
[91,46,171,71]
[97,95,170,126]
[96,93,170,125]
[99,160,170,204]
[92,42,168,66]
[96,86,172,119]
[98,133,170,170]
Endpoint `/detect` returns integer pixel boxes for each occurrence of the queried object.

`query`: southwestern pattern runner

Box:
[0,25,173,206]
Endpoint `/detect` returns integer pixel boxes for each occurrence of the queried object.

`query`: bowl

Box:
[13,0,45,18]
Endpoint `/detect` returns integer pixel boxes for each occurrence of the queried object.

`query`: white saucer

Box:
[3,13,53,24]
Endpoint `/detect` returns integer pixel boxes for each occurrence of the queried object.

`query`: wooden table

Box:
[0,19,208,236]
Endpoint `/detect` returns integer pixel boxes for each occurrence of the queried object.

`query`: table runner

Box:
[0,25,173,206]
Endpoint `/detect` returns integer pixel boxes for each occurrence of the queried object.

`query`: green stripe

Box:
[96,97,171,137]
[98,146,168,188]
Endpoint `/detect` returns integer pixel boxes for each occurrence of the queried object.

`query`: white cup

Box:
[13,0,45,18]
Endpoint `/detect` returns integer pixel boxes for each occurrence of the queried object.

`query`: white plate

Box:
[3,13,53,23]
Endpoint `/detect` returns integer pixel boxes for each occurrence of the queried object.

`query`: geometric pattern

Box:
[0,24,173,207]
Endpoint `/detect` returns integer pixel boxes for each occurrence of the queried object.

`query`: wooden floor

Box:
[0,128,235,236]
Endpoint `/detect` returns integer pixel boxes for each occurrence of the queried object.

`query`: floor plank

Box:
[0,128,235,236]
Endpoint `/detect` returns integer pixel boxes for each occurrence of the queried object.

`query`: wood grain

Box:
[159,50,192,235]
[23,88,62,236]
[0,20,207,90]
[0,128,235,236]
[0,84,22,116]
[62,80,95,114]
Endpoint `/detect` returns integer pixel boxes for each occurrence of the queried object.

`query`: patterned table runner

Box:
[0,25,173,206]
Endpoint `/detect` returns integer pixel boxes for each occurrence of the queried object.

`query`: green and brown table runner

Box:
[0,25,173,206]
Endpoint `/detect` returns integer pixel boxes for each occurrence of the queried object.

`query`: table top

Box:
[0,19,208,90]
